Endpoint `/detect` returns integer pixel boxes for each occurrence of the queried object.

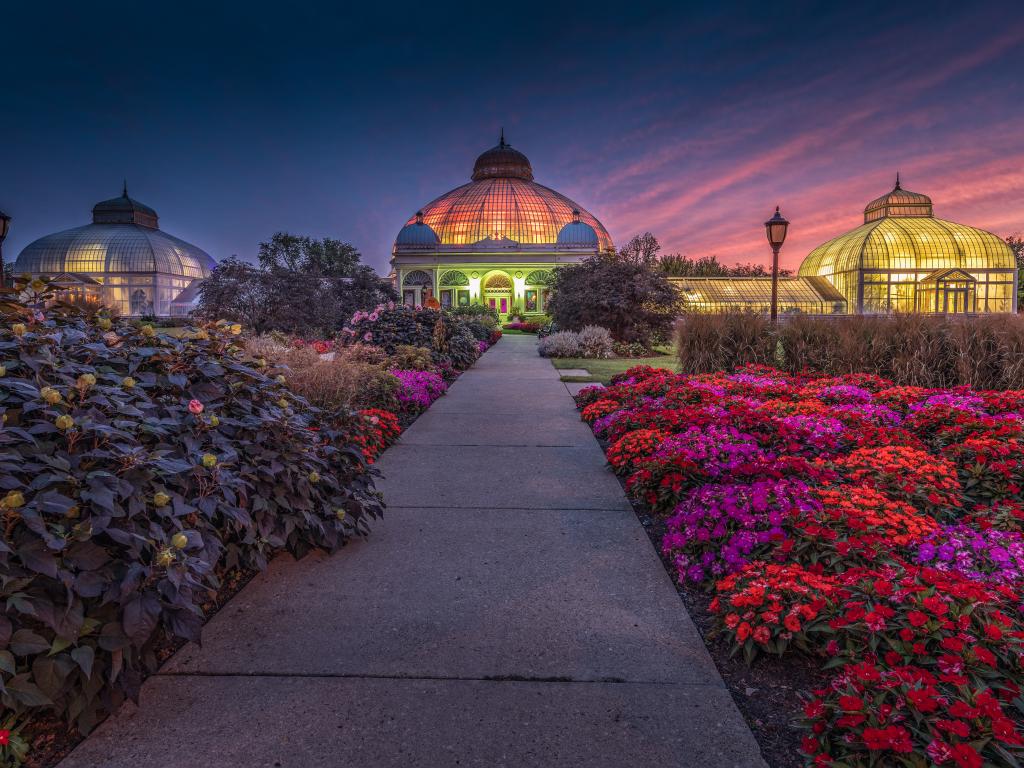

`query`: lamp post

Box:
[0,211,11,289]
[764,205,789,323]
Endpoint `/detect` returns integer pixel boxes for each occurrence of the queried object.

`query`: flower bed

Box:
[576,364,1024,766]
[0,285,497,765]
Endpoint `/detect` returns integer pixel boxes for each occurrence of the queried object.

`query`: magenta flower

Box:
[188,399,204,415]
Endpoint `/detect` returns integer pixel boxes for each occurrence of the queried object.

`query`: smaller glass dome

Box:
[395,211,440,247]
[864,175,933,222]
[557,209,599,246]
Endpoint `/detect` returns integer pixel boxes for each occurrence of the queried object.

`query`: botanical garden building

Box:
[798,177,1017,314]
[390,134,612,315]
[677,178,1016,315]
[14,187,216,317]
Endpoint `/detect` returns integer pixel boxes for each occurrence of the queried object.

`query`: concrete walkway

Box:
[61,335,765,768]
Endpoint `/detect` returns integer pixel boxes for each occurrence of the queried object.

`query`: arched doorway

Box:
[402,269,434,307]
[483,272,513,316]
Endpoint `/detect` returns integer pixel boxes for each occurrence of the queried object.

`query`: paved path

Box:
[61,335,765,768]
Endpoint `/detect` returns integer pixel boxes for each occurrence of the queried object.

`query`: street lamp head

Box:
[0,210,10,242]
[764,205,789,249]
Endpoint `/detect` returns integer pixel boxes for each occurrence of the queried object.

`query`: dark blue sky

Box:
[2,0,1022,273]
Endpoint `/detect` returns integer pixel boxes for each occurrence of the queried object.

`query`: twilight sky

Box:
[1,0,1022,273]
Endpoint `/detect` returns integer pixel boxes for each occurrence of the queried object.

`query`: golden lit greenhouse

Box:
[798,178,1017,314]
[677,178,1017,315]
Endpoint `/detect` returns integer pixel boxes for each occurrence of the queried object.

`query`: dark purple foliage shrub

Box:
[0,279,383,734]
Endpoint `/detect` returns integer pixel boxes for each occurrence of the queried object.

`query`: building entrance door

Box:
[487,295,510,314]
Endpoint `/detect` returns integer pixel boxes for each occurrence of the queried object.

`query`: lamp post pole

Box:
[0,211,11,290]
[764,206,789,324]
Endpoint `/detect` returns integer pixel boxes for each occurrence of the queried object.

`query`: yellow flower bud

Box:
[171,532,188,549]
[209,415,220,427]
[140,324,156,338]
[335,508,346,521]
[230,324,242,335]
[122,376,136,389]
[55,414,75,430]
[278,398,289,409]
[97,318,112,331]
[256,358,267,368]
[0,365,6,377]
[153,492,171,507]
[276,375,286,384]
[40,387,62,404]
[201,453,217,468]
[12,323,26,337]
[308,471,320,484]
[77,373,97,387]
[192,329,209,341]
[3,490,25,509]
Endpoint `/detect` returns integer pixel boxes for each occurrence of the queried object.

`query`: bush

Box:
[0,281,383,736]
[546,253,681,344]
[390,344,433,371]
[577,326,614,359]
[503,321,541,332]
[450,303,499,327]
[537,330,582,358]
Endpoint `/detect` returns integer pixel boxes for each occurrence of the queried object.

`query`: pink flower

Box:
[363,332,373,342]
[188,399,204,415]
[387,301,395,310]
[368,312,379,321]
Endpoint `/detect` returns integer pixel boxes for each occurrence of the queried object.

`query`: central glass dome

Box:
[402,135,613,250]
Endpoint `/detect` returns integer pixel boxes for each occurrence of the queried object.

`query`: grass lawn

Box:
[550,346,677,385]
[499,328,538,335]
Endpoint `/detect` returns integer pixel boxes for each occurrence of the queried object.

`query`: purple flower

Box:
[916,525,1024,584]
[391,369,447,410]
[662,478,818,584]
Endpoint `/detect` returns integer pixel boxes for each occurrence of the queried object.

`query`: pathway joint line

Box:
[153,670,728,688]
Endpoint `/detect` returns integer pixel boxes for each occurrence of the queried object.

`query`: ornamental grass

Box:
[677,312,1024,389]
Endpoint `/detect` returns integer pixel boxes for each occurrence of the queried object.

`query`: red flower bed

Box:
[575,364,1024,766]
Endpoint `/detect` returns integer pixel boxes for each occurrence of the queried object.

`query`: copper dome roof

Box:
[400,135,613,250]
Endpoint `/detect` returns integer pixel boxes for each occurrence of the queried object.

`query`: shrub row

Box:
[676,312,1024,389]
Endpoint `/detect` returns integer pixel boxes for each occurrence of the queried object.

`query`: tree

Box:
[196,257,281,334]
[618,232,662,266]
[197,236,397,337]
[1007,234,1024,311]
[659,252,793,278]
[258,232,362,277]
[546,252,681,343]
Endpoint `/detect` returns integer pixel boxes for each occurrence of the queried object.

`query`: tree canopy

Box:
[197,234,396,337]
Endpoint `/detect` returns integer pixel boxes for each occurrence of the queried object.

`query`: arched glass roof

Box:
[799,217,1015,277]
[16,224,216,279]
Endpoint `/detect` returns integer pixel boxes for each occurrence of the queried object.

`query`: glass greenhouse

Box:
[672,276,847,315]
[14,187,216,317]
[798,178,1017,314]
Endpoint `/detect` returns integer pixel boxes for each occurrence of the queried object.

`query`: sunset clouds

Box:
[1,1,1021,274]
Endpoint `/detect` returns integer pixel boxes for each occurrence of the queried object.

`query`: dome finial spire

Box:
[895,171,901,190]
[122,179,129,198]
[499,127,506,147]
